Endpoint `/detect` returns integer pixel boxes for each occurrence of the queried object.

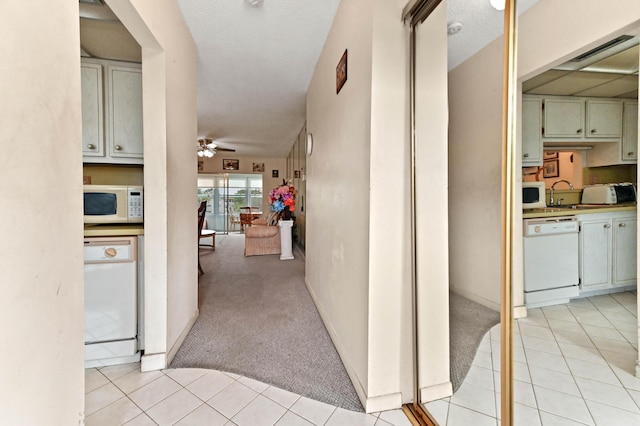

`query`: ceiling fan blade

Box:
[216,147,236,152]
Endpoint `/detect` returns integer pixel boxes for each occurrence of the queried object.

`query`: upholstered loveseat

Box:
[244,217,281,256]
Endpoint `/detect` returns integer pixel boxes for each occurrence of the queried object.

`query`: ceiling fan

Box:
[197,138,236,157]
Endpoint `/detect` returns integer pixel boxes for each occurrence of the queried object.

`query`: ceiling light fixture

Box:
[197,139,217,158]
[490,0,505,11]
[245,0,264,7]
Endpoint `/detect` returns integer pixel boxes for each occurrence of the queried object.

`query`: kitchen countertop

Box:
[84,224,144,237]
[523,204,636,219]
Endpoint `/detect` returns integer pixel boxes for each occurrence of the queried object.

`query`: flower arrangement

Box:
[269,179,297,219]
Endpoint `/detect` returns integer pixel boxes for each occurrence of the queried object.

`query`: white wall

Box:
[306,0,419,412]
[414,2,452,402]
[306,0,373,408]
[449,0,640,311]
[108,0,199,369]
[0,1,85,424]
[368,0,414,408]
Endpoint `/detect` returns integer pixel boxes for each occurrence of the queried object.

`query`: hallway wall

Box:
[107,0,199,370]
[0,1,85,423]
[306,0,423,413]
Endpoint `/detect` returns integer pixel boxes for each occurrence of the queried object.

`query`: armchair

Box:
[244,218,281,256]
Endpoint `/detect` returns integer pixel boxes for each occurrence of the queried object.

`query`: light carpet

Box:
[449,291,500,392]
[170,233,364,412]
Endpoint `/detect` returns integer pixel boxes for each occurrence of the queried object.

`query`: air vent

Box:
[570,35,634,62]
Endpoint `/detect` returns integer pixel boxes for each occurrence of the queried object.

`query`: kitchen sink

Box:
[555,204,610,210]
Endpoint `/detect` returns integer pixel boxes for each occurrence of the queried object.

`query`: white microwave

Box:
[83,185,143,224]
[522,182,546,209]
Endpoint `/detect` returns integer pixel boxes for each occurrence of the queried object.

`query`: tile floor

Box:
[85,363,412,426]
[425,291,640,425]
[85,291,639,426]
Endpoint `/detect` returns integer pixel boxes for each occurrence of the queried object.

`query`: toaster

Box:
[581,183,637,204]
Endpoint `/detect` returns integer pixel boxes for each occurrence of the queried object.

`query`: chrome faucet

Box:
[549,180,574,206]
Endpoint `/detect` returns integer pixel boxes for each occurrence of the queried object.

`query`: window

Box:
[197,173,263,232]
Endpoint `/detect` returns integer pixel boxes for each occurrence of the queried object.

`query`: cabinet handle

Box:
[523,153,529,158]
[114,145,122,151]
[604,223,611,228]
[590,129,597,134]
[619,223,626,227]
[628,152,634,156]
[87,144,95,150]
[577,129,583,134]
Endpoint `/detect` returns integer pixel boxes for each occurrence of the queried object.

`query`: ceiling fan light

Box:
[205,150,214,158]
[206,142,217,149]
[490,0,505,11]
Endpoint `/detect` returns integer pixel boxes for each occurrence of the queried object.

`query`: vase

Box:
[282,206,292,220]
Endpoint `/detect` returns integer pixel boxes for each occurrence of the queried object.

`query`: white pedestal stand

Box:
[278,220,294,260]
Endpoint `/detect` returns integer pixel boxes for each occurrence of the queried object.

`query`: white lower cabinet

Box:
[578,212,637,293]
[579,219,612,290]
[613,217,637,286]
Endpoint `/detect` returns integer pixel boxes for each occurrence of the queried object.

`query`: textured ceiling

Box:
[446,0,540,70]
[176,0,341,157]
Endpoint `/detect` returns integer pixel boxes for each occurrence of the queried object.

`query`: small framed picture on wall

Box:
[543,159,559,178]
[223,159,239,170]
[272,170,279,178]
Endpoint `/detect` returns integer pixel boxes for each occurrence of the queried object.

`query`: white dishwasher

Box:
[523,217,580,308]
[84,236,140,368]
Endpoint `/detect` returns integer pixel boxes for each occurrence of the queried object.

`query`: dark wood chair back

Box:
[198,201,207,274]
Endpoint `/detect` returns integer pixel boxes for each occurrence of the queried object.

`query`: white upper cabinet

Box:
[81,58,143,165]
[586,100,623,138]
[543,98,584,138]
[622,101,638,161]
[107,66,143,159]
[522,98,543,165]
[81,62,104,157]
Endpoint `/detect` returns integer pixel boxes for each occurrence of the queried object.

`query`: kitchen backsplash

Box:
[583,164,637,186]
[83,164,144,186]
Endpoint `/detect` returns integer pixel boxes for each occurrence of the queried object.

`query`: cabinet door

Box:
[579,220,612,289]
[544,98,584,138]
[108,66,143,158]
[586,100,623,138]
[622,102,638,161]
[613,217,637,286]
[522,98,543,165]
[81,63,104,157]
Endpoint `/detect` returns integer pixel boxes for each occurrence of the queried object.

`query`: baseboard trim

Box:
[513,305,527,319]
[304,279,369,411]
[420,381,452,404]
[141,352,166,372]
[450,288,500,312]
[166,308,199,365]
[365,392,402,413]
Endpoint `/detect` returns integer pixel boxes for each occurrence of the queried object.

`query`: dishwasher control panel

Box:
[84,237,136,263]
[524,217,579,236]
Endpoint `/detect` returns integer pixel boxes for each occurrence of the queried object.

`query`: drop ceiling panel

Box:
[574,75,639,97]
[522,70,571,93]
[80,18,141,63]
[582,45,640,74]
[616,89,639,99]
[527,72,624,96]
